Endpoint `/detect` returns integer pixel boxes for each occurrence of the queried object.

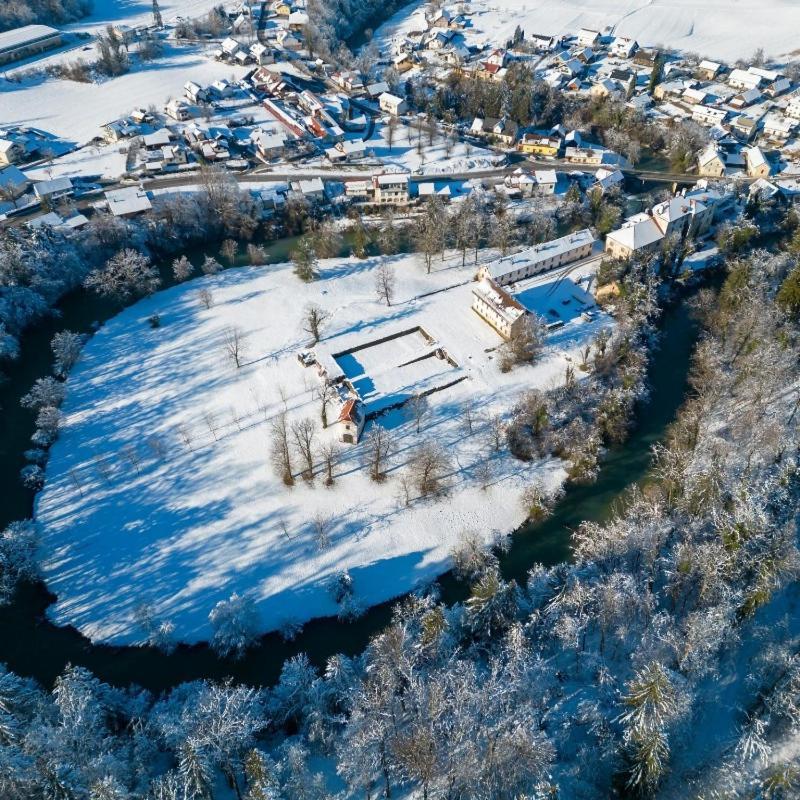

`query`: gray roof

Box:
[0,24,60,54]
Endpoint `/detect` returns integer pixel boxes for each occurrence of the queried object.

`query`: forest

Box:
[0,0,92,31]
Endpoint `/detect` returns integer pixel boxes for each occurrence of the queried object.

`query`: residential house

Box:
[590,78,624,100]
[378,92,407,115]
[337,398,365,444]
[276,29,302,50]
[609,68,635,94]
[697,59,722,80]
[33,176,73,202]
[605,215,664,259]
[470,117,517,145]
[683,87,708,105]
[393,52,413,73]
[517,133,561,157]
[730,87,761,109]
[288,10,309,29]
[101,119,141,142]
[0,164,30,199]
[731,114,760,141]
[251,127,287,159]
[477,229,596,286]
[331,70,364,94]
[610,36,638,58]
[651,196,711,238]
[765,77,791,98]
[576,28,600,48]
[373,173,410,204]
[594,167,624,193]
[530,33,559,52]
[165,99,191,121]
[324,139,367,162]
[786,94,800,120]
[565,146,605,166]
[534,169,558,194]
[184,81,209,103]
[692,105,728,127]
[250,43,273,65]
[697,144,727,177]
[744,146,770,178]
[728,68,762,91]
[104,187,152,217]
[762,113,796,142]
[471,277,528,340]
[0,138,23,165]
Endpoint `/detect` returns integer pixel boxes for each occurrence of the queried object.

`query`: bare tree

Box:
[177,423,194,451]
[203,410,219,441]
[198,288,214,309]
[270,412,294,485]
[121,444,143,476]
[408,392,429,434]
[319,440,339,486]
[313,381,337,428]
[302,304,330,344]
[462,399,475,435]
[291,417,316,480]
[474,458,493,490]
[364,424,392,481]
[311,512,333,549]
[374,260,396,306]
[408,442,451,497]
[486,414,505,452]
[223,326,247,368]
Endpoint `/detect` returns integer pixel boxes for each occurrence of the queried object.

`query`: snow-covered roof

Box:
[606,217,664,251]
[0,24,59,54]
[482,229,596,281]
[105,187,152,216]
[472,277,526,324]
[33,176,72,196]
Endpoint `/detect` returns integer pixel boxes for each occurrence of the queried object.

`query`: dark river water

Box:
[0,234,698,691]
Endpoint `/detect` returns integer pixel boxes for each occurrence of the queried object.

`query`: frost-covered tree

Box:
[51,330,85,377]
[208,592,260,659]
[84,248,161,303]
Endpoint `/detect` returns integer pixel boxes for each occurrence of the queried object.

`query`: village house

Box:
[564,146,605,166]
[337,398,365,444]
[393,52,414,73]
[534,169,558,194]
[594,167,624,193]
[610,36,638,58]
[324,139,367,162]
[251,127,287,160]
[605,215,664,260]
[697,144,727,177]
[378,92,407,116]
[692,105,728,127]
[33,176,73,202]
[731,114,760,141]
[730,87,762,109]
[0,139,24,165]
[470,117,518,145]
[728,68,762,92]
[696,59,722,81]
[104,187,152,217]
[165,99,191,122]
[373,173,410,204]
[0,164,31,199]
[184,81,209,103]
[786,94,800,120]
[590,78,624,101]
[762,113,796,143]
[101,118,141,142]
[478,229,596,286]
[576,28,600,48]
[331,71,364,94]
[471,277,528,340]
[744,146,771,178]
[517,133,561,157]
[651,196,711,238]
[530,33,559,52]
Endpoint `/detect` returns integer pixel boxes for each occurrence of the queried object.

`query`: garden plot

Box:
[35,250,612,646]
[333,327,461,415]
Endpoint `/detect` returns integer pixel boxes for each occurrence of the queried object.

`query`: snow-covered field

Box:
[374,0,800,63]
[0,42,247,144]
[35,251,610,646]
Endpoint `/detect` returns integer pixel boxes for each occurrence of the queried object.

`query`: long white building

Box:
[477,229,596,286]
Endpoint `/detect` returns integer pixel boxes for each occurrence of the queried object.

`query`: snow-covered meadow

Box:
[373,0,800,63]
[35,250,610,646]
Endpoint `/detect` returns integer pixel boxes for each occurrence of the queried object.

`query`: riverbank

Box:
[0,274,699,690]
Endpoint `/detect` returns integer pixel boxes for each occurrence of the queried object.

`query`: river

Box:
[0,235,698,691]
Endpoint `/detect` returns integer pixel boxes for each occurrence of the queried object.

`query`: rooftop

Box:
[0,24,60,53]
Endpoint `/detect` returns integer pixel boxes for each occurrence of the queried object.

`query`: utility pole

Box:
[152,0,163,29]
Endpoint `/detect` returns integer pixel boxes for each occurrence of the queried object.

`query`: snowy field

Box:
[67,0,229,34]
[0,41,248,145]
[373,0,800,63]
[35,251,610,646]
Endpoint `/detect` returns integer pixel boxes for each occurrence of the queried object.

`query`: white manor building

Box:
[477,229,596,286]
[471,277,528,340]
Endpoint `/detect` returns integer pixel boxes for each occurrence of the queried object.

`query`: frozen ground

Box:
[68,0,229,34]
[35,250,610,646]
[0,41,247,144]
[373,0,800,63]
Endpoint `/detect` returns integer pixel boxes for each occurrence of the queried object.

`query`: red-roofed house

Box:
[338,398,365,444]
